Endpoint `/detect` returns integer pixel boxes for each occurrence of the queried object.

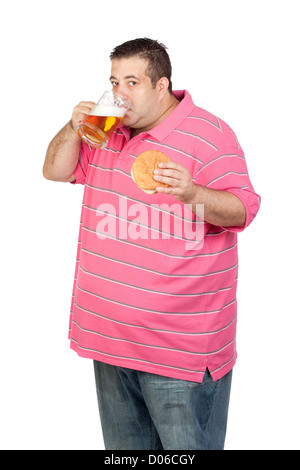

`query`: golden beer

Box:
[77,91,130,148]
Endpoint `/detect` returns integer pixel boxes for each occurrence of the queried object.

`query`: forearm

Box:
[188,184,246,227]
[43,101,95,182]
[43,120,81,182]
[154,161,246,227]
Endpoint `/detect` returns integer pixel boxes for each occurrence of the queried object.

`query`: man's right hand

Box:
[70,101,96,131]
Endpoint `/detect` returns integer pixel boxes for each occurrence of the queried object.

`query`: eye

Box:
[129,81,137,86]
[111,81,118,87]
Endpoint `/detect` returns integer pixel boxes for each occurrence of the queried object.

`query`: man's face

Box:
[110,57,161,131]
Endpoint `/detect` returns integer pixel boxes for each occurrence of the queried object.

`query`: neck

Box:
[131,95,179,139]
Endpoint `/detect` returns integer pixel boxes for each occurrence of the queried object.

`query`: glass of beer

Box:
[77,90,131,148]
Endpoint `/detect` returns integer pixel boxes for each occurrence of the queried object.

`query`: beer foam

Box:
[90,104,126,117]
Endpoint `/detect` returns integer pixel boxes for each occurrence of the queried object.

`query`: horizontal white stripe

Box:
[186,114,222,130]
[141,138,204,164]
[85,205,203,244]
[70,338,237,377]
[71,318,236,353]
[197,154,245,175]
[74,284,237,316]
[174,129,218,151]
[81,223,238,259]
[206,171,248,187]
[81,246,238,279]
[84,186,198,223]
[78,264,236,298]
[70,338,207,374]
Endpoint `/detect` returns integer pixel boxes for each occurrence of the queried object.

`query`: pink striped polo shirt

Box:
[69,90,261,382]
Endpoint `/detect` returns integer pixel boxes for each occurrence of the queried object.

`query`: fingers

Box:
[156,161,186,173]
[154,161,196,203]
[154,172,179,187]
[71,101,96,129]
[154,161,189,186]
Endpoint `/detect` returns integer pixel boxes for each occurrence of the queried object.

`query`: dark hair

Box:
[110,38,173,93]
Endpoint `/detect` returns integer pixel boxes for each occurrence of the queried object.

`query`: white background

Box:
[0,0,299,450]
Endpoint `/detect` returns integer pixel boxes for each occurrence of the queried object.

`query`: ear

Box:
[157,77,169,97]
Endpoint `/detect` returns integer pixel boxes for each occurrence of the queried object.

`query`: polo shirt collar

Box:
[119,90,195,142]
[148,90,195,141]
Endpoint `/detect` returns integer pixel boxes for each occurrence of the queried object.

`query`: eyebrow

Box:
[110,75,140,81]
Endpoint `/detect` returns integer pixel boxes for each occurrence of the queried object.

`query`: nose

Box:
[113,87,132,109]
[116,86,128,100]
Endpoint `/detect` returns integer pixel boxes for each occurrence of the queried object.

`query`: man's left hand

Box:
[154,161,197,204]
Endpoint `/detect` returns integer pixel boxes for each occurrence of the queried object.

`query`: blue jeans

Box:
[93,362,232,450]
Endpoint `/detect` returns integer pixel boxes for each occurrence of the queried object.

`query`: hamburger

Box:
[131,150,171,194]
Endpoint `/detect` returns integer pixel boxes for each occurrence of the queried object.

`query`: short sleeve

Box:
[71,141,92,185]
[195,146,261,232]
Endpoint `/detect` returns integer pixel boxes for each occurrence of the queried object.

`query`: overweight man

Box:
[43,38,260,450]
